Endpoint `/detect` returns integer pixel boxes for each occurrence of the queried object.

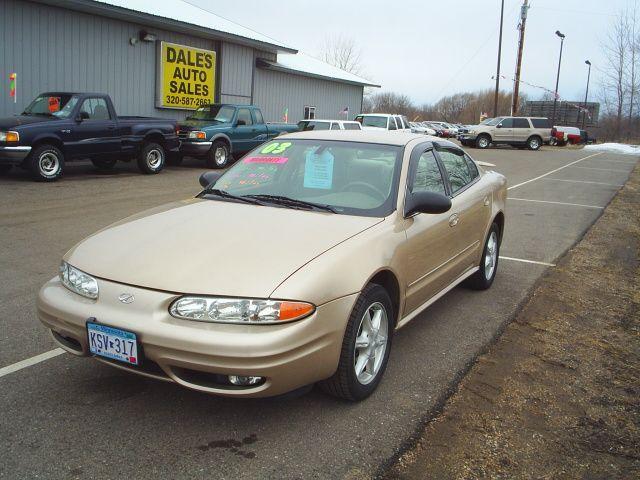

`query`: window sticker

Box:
[243,156,288,164]
[260,142,292,155]
[304,149,334,189]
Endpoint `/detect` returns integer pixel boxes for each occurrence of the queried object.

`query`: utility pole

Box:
[493,0,505,118]
[551,30,566,126]
[511,0,529,116]
[581,60,592,129]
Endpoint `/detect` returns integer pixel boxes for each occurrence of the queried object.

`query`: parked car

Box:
[424,122,445,137]
[38,130,506,401]
[428,122,457,138]
[177,104,299,168]
[0,92,180,181]
[550,126,581,146]
[409,122,437,135]
[298,119,362,131]
[458,116,552,150]
[354,113,412,132]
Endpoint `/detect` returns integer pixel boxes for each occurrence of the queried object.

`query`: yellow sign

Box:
[158,42,216,110]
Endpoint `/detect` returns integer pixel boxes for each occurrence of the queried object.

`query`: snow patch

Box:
[584,143,640,155]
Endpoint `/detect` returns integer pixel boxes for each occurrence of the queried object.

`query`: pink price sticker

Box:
[243,156,289,164]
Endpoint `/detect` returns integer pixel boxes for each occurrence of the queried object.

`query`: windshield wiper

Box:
[245,194,337,213]
[199,188,264,206]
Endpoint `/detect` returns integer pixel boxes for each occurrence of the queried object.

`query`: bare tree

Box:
[321,35,364,75]
[626,3,639,122]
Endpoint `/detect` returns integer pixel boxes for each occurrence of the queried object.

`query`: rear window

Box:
[343,123,361,130]
[531,118,551,128]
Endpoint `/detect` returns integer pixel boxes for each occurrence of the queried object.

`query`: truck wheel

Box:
[206,141,230,169]
[527,136,542,151]
[28,144,64,182]
[476,134,491,149]
[91,158,117,170]
[0,165,12,175]
[137,142,165,174]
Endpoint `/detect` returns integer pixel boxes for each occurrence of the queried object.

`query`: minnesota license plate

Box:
[87,321,139,365]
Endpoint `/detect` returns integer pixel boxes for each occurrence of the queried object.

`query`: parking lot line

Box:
[544,178,623,187]
[0,348,65,379]
[508,197,604,209]
[507,152,603,191]
[571,166,630,173]
[499,256,556,267]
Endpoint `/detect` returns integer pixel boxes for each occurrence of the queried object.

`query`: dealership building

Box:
[0,0,378,122]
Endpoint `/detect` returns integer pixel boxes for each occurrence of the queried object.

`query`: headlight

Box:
[59,261,99,299]
[169,296,315,324]
[0,131,19,142]
[188,131,207,140]
[469,130,477,135]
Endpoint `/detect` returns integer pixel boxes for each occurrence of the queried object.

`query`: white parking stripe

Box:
[0,348,65,379]
[509,197,604,209]
[508,152,603,190]
[499,256,556,267]
[572,166,629,173]
[544,178,623,187]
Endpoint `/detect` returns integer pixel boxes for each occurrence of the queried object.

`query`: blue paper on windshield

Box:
[304,150,334,189]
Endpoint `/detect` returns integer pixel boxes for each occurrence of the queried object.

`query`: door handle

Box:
[449,213,459,227]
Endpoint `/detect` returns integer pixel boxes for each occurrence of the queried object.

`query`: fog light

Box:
[228,375,264,386]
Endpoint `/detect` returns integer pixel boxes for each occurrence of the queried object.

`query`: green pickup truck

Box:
[176,104,298,168]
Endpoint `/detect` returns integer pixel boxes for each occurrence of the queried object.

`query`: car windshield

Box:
[210,139,403,217]
[482,117,502,126]
[298,121,330,131]
[23,94,78,118]
[187,105,236,122]
[356,116,388,128]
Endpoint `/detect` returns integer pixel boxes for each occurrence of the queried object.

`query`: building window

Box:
[304,106,316,120]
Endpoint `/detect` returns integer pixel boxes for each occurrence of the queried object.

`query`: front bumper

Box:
[458,134,477,142]
[179,140,212,157]
[0,145,31,164]
[37,276,356,397]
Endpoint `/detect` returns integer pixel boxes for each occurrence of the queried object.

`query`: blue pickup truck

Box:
[0,92,179,181]
[176,104,298,168]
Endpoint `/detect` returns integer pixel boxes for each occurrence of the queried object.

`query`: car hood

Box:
[178,119,232,130]
[65,198,382,298]
[0,115,56,129]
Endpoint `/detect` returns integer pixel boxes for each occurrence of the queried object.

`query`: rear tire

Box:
[137,142,165,174]
[527,136,542,151]
[28,144,64,182]
[319,284,394,401]
[206,140,231,169]
[91,158,117,170]
[464,223,500,290]
[476,134,491,149]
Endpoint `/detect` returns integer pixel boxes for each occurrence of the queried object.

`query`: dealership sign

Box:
[157,42,216,110]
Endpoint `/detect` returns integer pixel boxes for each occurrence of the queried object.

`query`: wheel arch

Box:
[493,211,505,245]
[210,133,233,153]
[365,269,401,327]
[31,135,65,153]
[142,131,165,148]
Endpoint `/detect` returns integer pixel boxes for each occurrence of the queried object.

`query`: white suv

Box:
[297,119,362,131]
[354,113,412,132]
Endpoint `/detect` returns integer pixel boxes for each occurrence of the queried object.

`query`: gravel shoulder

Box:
[384,164,640,479]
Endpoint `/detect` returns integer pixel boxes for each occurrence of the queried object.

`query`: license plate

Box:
[87,322,139,365]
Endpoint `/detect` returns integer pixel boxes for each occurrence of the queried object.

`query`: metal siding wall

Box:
[0,0,218,119]
[253,67,363,123]
[219,42,253,103]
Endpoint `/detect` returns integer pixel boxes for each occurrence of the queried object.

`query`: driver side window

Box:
[437,149,473,194]
[410,150,446,195]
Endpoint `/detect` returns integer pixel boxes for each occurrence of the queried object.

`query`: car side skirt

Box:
[396,266,479,330]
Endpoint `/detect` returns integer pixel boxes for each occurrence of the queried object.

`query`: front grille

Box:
[178,130,190,140]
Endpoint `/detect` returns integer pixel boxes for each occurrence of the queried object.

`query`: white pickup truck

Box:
[354,113,412,132]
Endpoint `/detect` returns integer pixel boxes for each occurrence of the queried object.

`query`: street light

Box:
[581,60,592,129]
[551,30,565,126]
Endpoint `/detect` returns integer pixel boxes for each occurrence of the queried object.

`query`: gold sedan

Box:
[37,131,506,401]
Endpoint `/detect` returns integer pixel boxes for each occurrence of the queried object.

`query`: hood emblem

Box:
[118,293,135,304]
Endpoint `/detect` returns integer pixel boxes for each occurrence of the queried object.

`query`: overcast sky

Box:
[190,0,634,106]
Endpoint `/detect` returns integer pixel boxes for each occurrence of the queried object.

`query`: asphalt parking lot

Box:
[0,146,637,479]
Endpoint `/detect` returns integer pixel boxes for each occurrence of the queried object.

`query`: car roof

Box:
[299,119,359,123]
[280,130,459,147]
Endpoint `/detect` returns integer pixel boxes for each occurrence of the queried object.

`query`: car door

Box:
[250,108,269,145]
[402,146,460,314]
[70,97,118,158]
[512,117,531,143]
[233,107,258,154]
[435,146,487,276]
[493,117,514,142]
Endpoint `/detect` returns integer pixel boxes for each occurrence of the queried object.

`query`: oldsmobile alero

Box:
[37,130,507,401]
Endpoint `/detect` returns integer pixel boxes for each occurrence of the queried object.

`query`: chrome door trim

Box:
[407,240,480,288]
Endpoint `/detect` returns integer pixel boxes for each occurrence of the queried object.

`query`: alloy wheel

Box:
[146,149,162,169]
[214,147,227,166]
[39,152,60,177]
[353,302,389,385]
[484,231,498,280]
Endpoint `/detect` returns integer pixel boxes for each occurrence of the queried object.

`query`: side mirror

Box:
[236,119,246,126]
[496,124,502,128]
[405,191,452,216]
[76,111,90,122]
[199,171,222,188]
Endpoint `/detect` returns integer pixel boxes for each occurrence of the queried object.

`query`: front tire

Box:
[464,223,500,290]
[319,284,394,401]
[137,142,165,174]
[28,144,64,182]
[476,134,491,149]
[206,141,230,169]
